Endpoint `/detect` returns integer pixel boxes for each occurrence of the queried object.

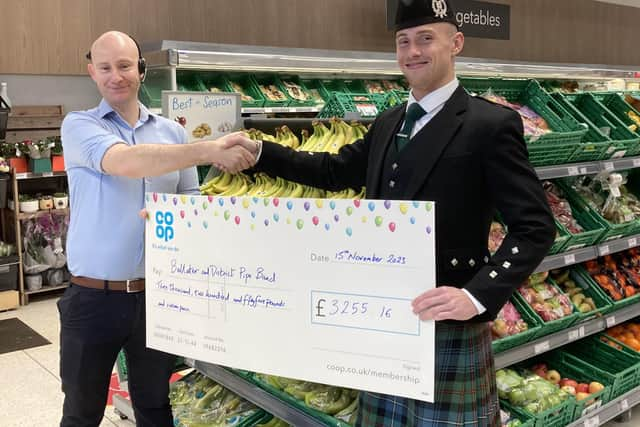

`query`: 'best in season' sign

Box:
[386,0,511,40]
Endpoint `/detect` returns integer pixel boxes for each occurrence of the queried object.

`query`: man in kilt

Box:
[244,0,556,424]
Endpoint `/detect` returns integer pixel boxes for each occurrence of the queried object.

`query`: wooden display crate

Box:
[4,105,63,143]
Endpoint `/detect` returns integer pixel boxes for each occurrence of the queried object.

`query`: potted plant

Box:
[50,137,64,171]
[27,139,54,159]
[39,195,54,210]
[5,140,27,173]
[19,194,38,213]
[53,192,68,209]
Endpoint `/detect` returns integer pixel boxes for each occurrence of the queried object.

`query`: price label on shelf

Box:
[564,254,576,265]
[356,104,379,118]
[534,341,550,354]
[604,162,615,171]
[580,167,588,175]
[567,166,579,176]
[42,172,54,177]
[584,416,600,427]
[633,159,640,168]
[568,329,580,341]
[264,108,273,113]
[289,108,297,113]
[600,245,610,255]
[629,238,638,248]
[620,399,629,411]
[606,316,617,328]
[568,326,585,342]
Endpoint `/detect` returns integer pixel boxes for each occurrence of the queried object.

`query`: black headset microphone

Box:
[85,34,147,82]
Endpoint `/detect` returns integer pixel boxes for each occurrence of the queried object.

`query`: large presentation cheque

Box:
[145,193,436,402]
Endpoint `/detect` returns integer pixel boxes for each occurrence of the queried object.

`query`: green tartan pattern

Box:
[356,322,499,426]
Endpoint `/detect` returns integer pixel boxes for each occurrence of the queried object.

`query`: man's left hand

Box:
[412,287,478,321]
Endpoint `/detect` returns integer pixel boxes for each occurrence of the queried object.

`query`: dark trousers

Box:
[57,284,175,427]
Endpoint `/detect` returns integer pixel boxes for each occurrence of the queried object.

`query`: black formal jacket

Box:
[256,85,556,322]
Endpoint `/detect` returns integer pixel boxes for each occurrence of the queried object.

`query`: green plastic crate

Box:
[139,82,161,109]
[562,93,640,158]
[172,370,266,427]
[460,77,588,146]
[528,141,580,167]
[500,400,536,427]
[228,74,266,108]
[198,72,233,94]
[594,92,640,138]
[542,351,613,421]
[277,76,317,107]
[318,92,387,119]
[342,79,367,93]
[384,90,410,110]
[501,396,574,427]
[565,335,640,398]
[567,267,615,319]
[559,179,636,242]
[176,70,207,92]
[249,374,355,427]
[550,92,614,162]
[560,202,606,251]
[515,282,580,340]
[299,79,327,106]
[361,79,389,95]
[317,79,349,101]
[492,296,543,354]
[549,219,571,255]
[253,75,290,107]
[573,264,640,312]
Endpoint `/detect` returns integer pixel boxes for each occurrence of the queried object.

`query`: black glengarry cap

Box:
[395,0,459,32]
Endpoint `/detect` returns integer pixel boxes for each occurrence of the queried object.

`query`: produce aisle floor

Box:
[1,294,639,427]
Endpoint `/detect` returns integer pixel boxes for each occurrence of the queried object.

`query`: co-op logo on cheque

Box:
[155,211,175,242]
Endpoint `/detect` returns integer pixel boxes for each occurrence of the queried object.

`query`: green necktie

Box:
[396,103,427,151]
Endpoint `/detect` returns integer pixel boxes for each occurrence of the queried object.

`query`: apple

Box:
[561,385,577,395]
[533,368,547,378]
[546,369,561,384]
[589,382,605,394]
[576,383,589,393]
[576,392,591,401]
[559,378,578,389]
[531,363,548,373]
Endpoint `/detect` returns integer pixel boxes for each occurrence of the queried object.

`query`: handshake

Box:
[203,131,262,174]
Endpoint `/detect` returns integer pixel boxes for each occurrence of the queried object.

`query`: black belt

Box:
[71,275,145,292]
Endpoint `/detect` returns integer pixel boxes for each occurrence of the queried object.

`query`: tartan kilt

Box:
[356,322,499,427]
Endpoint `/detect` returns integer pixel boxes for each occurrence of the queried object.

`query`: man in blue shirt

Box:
[59,31,257,427]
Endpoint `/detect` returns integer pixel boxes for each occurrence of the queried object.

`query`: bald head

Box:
[89,31,139,64]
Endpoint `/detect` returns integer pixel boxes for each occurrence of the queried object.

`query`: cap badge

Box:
[432,0,448,18]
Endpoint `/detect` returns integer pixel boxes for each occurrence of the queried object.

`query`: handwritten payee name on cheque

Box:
[169,259,277,284]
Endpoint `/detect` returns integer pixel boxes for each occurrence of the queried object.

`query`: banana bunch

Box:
[326,186,366,199]
[245,173,326,199]
[201,119,368,198]
[246,126,299,149]
[298,119,367,153]
[246,128,277,143]
[199,172,252,196]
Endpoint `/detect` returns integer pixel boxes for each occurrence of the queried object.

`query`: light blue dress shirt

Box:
[61,99,199,280]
